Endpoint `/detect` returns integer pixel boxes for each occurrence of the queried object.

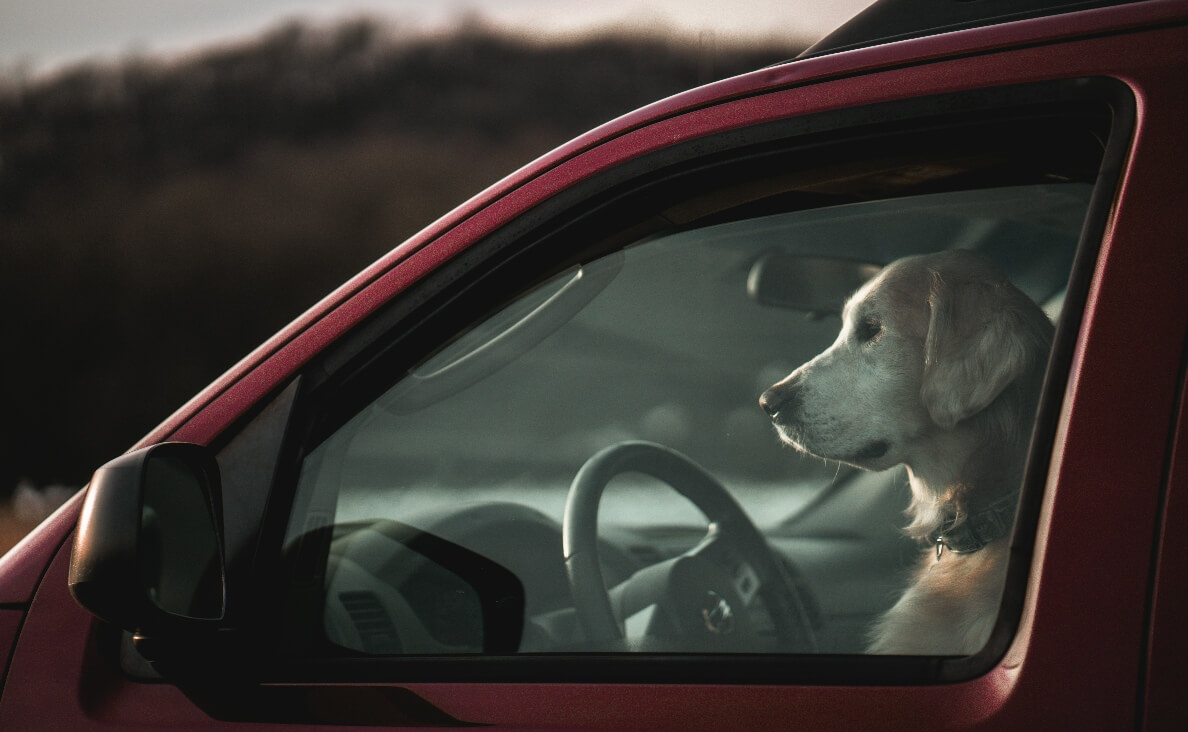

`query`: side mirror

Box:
[69,442,226,636]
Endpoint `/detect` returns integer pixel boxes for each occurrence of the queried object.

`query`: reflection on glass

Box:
[140,454,224,620]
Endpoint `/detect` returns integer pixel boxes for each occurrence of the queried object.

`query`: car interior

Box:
[285,179,1090,657]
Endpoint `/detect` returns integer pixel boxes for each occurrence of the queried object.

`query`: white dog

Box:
[759,249,1053,654]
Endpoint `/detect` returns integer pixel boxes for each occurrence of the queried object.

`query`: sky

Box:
[0,0,875,76]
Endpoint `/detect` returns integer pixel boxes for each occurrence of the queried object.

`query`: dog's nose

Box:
[760,382,802,420]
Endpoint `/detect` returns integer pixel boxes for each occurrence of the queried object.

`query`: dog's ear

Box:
[921,270,1043,429]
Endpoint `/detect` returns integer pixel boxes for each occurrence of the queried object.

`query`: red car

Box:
[3,0,1186,727]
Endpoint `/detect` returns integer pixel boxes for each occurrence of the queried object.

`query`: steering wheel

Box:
[563,441,817,652]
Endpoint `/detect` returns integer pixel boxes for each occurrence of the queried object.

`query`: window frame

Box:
[245,77,1134,686]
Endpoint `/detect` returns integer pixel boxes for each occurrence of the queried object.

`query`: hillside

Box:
[0,19,805,511]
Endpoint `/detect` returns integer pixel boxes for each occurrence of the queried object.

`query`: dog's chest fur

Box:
[868,540,1009,655]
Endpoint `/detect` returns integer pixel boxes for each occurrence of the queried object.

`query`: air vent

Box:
[339,590,403,654]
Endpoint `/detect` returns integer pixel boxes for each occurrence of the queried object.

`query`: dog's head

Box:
[759,249,1053,473]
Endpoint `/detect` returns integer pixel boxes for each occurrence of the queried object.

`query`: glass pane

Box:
[285,182,1091,656]
[140,453,224,620]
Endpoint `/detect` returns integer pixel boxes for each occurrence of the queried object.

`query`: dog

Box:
[759,249,1053,655]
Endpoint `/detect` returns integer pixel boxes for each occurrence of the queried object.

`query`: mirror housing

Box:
[69,442,226,637]
[748,252,881,316]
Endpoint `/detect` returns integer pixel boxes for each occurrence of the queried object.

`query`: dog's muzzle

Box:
[759,380,802,422]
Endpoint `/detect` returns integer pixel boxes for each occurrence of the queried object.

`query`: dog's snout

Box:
[759,389,782,417]
[760,380,802,420]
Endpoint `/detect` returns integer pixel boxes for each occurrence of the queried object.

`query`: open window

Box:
[269,81,1126,683]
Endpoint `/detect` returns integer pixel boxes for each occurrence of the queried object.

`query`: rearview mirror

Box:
[747,252,881,316]
[69,442,225,635]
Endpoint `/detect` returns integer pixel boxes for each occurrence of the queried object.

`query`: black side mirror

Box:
[69,442,226,636]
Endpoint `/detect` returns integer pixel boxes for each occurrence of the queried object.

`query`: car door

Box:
[206,85,1124,721]
[6,13,1188,730]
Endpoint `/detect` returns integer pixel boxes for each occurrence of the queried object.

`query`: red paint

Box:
[4,1,1187,728]
[0,492,83,604]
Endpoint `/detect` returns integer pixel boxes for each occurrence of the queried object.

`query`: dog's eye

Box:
[855,317,883,344]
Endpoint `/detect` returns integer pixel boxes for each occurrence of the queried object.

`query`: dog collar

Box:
[930,490,1021,559]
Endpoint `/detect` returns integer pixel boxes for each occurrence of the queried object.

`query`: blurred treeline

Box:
[0,18,805,503]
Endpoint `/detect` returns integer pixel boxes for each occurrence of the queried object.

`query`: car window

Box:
[276,97,1115,670]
